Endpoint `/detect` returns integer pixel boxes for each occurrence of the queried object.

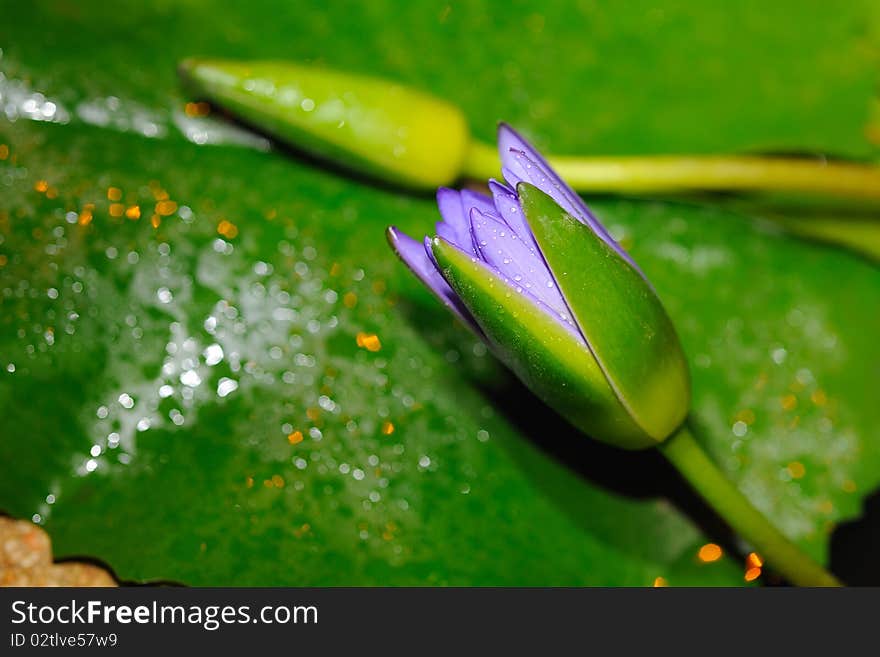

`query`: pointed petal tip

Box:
[429,234,461,266]
[435,187,456,202]
[488,178,515,194]
[514,181,542,206]
[385,225,403,250]
[496,121,516,140]
[497,122,534,157]
[386,226,426,266]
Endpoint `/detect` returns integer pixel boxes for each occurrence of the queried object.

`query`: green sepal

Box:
[430,237,656,449]
[518,183,690,442]
[178,58,470,189]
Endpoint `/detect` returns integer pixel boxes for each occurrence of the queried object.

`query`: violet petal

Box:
[435,188,474,254]
[386,226,479,331]
[497,123,642,273]
[488,179,532,243]
[468,208,579,335]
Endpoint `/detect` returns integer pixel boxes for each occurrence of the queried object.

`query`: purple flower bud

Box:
[388,124,689,448]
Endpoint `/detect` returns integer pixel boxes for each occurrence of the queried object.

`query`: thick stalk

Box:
[463,140,880,201]
[659,425,841,587]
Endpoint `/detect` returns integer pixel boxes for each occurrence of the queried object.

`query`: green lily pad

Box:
[0,0,878,585]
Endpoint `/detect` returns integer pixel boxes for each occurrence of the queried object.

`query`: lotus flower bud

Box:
[178,58,471,189]
[388,124,690,449]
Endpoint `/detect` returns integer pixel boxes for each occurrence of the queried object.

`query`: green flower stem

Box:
[463,140,506,182]
[659,424,842,587]
[464,140,880,201]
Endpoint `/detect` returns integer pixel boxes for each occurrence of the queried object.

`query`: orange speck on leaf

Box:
[744,567,762,582]
[151,214,161,228]
[787,461,806,479]
[109,203,124,218]
[34,180,49,193]
[698,543,723,563]
[356,332,382,352]
[155,200,177,216]
[271,474,285,488]
[747,552,763,568]
[79,207,93,226]
[217,219,238,239]
[653,577,668,587]
[125,205,141,220]
[184,101,210,117]
[287,430,304,445]
[107,187,122,201]
[381,421,395,435]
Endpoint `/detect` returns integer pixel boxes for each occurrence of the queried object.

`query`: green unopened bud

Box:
[178,58,470,189]
[425,181,690,450]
